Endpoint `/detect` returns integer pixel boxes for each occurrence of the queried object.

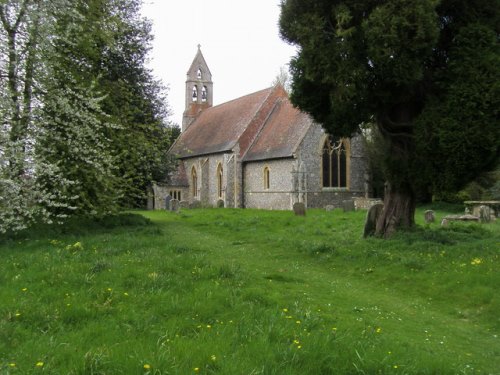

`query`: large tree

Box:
[280,0,499,237]
[0,0,176,232]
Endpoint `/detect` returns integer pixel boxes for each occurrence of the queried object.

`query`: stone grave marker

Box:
[179,200,189,209]
[363,203,384,238]
[424,210,435,223]
[325,205,335,212]
[342,200,355,212]
[293,202,306,216]
[170,199,180,212]
[479,205,491,223]
[164,195,172,210]
[189,200,202,209]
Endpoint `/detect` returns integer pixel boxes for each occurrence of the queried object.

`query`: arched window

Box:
[191,167,198,197]
[197,68,202,79]
[201,86,207,102]
[322,136,348,188]
[217,163,223,198]
[263,166,270,190]
[192,85,198,101]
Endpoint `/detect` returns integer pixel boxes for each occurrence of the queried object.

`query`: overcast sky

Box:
[140,0,297,127]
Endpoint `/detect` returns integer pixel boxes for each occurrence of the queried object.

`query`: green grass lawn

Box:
[1,206,499,374]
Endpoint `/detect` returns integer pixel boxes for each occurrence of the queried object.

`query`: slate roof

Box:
[169,85,313,162]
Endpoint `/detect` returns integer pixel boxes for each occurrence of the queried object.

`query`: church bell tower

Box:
[182,45,213,131]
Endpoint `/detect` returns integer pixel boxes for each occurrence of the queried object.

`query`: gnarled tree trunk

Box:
[375,181,416,238]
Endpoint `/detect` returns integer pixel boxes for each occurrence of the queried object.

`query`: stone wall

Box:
[294,124,369,208]
[244,158,295,210]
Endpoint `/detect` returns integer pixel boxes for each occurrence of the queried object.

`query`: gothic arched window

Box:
[217,163,223,198]
[201,86,207,102]
[192,85,198,101]
[322,136,349,188]
[191,167,198,197]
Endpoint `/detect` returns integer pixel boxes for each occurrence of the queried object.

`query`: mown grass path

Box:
[1,208,499,374]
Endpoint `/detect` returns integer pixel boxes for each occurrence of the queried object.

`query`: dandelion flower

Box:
[124,292,129,296]
[194,367,200,372]
[296,320,301,324]
[9,363,16,367]
[22,288,27,292]
[376,327,382,333]
[36,362,44,367]
[283,308,288,312]
[143,364,151,369]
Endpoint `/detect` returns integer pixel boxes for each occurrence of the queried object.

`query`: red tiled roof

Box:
[243,98,313,162]
[170,87,276,158]
[169,85,312,162]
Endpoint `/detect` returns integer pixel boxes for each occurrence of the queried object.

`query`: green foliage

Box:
[0,0,177,232]
[280,0,500,229]
[1,208,499,373]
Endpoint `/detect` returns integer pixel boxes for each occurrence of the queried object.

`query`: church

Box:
[152,46,370,210]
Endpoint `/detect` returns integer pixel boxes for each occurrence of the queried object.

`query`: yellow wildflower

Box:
[36,362,44,367]
[194,368,200,372]
[143,364,151,369]
[376,327,382,333]
[211,355,216,361]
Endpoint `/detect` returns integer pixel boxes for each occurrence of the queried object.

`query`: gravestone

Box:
[478,205,491,223]
[363,203,384,238]
[424,210,435,223]
[325,205,335,212]
[179,200,189,209]
[293,202,306,216]
[216,199,224,208]
[189,200,202,209]
[170,199,180,212]
[342,200,355,212]
[164,195,172,210]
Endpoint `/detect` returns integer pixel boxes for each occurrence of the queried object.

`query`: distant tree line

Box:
[0,0,179,233]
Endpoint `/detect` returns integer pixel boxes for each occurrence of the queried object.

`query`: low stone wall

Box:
[354,197,383,210]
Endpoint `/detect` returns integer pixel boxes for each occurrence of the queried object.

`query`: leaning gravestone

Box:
[478,205,491,223]
[164,195,172,210]
[170,199,180,212]
[293,202,306,216]
[342,200,355,212]
[363,203,384,238]
[424,210,435,223]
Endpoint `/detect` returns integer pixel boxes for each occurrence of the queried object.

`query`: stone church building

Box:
[153,46,370,210]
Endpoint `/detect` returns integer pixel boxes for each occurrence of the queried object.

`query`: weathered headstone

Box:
[216,199,224,208]
[293,202,306,216]
[189,200,202,209]
[170,199,180,212]
[478,205,491,223]
[342,200,355,212]
[179,200,189,209]
[424,210,435,223]
[363,203,384,238]
[164,195,172,210]
[325,205,335,212]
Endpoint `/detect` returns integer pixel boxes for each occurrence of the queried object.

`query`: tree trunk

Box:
[375,181,416,238]
[374,105,418,238]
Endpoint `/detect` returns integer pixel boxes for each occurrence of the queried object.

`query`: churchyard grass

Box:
[1,206,499,374]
